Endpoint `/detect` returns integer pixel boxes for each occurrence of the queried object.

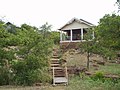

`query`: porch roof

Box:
[59,17,95,30]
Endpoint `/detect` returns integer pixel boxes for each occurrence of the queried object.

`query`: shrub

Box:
[65,75,120,90]
[0,67,9,85]
[0,22,53,86]
[91,71,104,81]
[12,58,51,85]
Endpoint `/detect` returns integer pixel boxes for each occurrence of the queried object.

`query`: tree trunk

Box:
[87,51,90,70]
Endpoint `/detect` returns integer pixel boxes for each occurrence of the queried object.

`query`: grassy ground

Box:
[62,50,120,76]
[94,63,120,76]
[65,76,120,90]
[1,64,119,90]
[0,85,66,90]
[1,75,120,90]
[62,50,103,67]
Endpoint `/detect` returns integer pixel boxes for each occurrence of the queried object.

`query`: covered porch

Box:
[60,28,94,43]
[59,18,95,43]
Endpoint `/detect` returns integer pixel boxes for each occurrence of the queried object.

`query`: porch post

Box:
[92,30,95,39]
[60,30,62,41]
[70,29,72,41]
[81,28,83,40]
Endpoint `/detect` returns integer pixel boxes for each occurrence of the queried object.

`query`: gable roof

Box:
[59,17,95,30]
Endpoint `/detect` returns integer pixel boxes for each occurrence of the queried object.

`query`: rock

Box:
[93,64,99,67]
[33,83,41,86]
[93,59,97,63]
[69,49,76,55]
[85,71,93,76]
[67,66,87,75]
[104,74,120,79]
[94,67,98,70]
[97,61,105,65]
[109,60,117,63]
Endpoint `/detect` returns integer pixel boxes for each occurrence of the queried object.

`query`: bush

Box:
[0,67,9,85]
[91,71,104,81]
[12,59,51,85]
[0,22,53,86]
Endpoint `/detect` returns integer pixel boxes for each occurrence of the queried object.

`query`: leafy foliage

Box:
[50,31,60,44]
[79,29,96,69]
[96,14,120,59]
[116,0,120,12]
[79,14,120,69]
[39,22,52,39]
[91,71,104,81]
[0,21,56,85]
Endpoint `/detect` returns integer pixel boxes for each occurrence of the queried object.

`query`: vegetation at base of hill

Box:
[0,62,120,90]
[65,75,120,90]
[0,21,60,85]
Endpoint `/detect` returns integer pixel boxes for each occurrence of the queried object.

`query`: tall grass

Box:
[98,63,120,75]
[65,76,120,90]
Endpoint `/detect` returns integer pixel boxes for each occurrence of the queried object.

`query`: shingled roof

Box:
[59,17,95,30]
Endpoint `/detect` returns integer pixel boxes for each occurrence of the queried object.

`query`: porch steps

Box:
[50,48,68,86]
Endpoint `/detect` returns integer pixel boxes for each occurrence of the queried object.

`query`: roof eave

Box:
[58,18,95,30]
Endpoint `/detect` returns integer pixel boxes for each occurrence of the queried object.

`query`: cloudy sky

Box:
[0,0,118,30]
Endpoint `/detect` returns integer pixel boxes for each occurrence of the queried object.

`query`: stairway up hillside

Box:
[50,48,68,86]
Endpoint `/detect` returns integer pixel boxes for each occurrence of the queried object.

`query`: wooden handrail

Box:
[53,67,55,85]
[65,63,68,85]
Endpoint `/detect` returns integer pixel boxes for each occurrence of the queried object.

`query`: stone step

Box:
[54,71,65,75]
[50,69,64,74]
[52,56,59,58]
[51,62,60,64]
[51,60,59,64]
[51,58,59,61]
[53,77,68,84]
[50,60,60,64]
[54,70,65,73]
[49,69,64,72]
[51,64,60,67]
[50,67,63,70]
[54,72,65,77]
[54,74,65,77]
[51,60,59,63]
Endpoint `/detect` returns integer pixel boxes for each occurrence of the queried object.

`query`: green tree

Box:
[0,21,53,85]
[11,24,53,85]
[50,31,60,45]
[79,29,96,69]
[116,0,120,12]
[0,21,16,85]
[96,14,120,59]
[39,22,52,39]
